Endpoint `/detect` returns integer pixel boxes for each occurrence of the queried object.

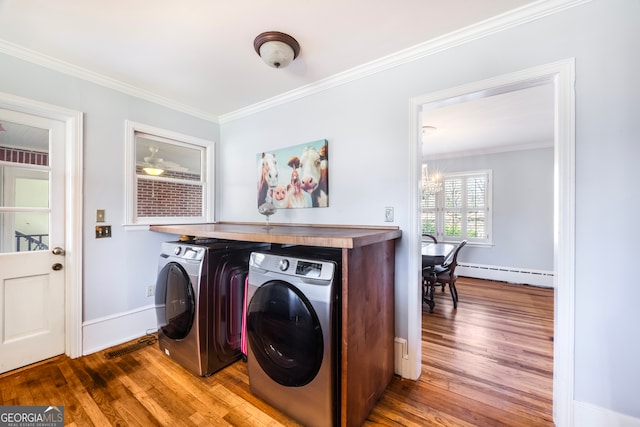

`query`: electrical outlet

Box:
[147,285,155,297]
[384,207,394,222]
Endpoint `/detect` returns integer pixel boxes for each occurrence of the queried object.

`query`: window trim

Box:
[422,168,492,245]
[124,120,214,228]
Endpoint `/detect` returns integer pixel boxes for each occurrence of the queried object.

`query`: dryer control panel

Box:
[250,252,335,281]
[161,242,205,261]
[295,260,324,278]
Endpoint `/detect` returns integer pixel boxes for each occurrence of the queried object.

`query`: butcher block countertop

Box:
[149,222,401,248]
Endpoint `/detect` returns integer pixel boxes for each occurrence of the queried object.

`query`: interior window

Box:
[0,120,50,253]
[125,121,213,226]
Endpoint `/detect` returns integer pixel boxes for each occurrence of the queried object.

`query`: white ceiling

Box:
[422,83,555,158]
[0,0,554,156]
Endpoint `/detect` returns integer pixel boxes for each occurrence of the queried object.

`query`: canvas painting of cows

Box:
[257,139,328,209]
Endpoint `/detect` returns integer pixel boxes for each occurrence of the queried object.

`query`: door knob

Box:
[52,263,63,271]
[52,247,65,256]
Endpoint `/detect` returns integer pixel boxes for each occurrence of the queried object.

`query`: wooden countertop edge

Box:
[149,222,401,249]
[215,221,399,230]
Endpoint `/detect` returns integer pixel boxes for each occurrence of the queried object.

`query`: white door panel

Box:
[1,252,65,371]
[0,108,66,373]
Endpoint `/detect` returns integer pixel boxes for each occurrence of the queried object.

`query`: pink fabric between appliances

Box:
[241,275,248,356]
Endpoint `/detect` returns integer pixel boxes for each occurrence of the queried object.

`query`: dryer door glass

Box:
[247,280,323,387]
[155,262,195,339]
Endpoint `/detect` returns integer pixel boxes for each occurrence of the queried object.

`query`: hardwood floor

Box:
[0,277,553,426]
[367,277,554,426]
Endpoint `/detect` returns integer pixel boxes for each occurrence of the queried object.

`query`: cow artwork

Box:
[257,152,278,205]
[298,144,328,207]
[256,139,328,209]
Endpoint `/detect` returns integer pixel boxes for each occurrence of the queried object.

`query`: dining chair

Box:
[427,240,467,309]
[421,233,437,244]
[420,234,443,292]
[420,234,439,312]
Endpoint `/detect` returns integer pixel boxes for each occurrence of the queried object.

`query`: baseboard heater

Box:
[457,262,554,288]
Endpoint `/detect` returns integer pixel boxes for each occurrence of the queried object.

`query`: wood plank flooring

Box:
[366,277,554,426]
[0,277,553,426]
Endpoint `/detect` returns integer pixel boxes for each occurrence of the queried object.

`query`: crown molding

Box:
[0,39,218,123]
[219,0,590,123]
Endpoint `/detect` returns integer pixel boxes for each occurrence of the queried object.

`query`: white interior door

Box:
[0,108,66,373]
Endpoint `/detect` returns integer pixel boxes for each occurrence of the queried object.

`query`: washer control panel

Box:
[161,242,205,261]
[295,260,324,278]
[250,252,335,281]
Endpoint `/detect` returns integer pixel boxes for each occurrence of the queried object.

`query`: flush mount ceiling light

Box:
[422,125,438,136]
[254,31,300,69]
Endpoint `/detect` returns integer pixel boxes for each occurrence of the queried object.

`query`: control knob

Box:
[174,246,182,256]
[278,259,289,271]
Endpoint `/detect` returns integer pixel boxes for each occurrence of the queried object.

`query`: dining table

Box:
[421,241,456,312]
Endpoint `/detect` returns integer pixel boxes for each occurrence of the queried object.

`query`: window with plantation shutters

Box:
[420,184,437,235]
[421,169,492,244]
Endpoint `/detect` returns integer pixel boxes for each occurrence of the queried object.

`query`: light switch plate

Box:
[96,209,105,222]
[95,225,111,238]
[384,207,394,222]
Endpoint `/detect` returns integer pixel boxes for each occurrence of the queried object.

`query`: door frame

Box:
[407,59,575,425]
[0,91,83,359]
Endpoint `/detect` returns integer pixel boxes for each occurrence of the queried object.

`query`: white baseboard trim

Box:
[457,262,555,288]
[574,400,640,427]
[82,305,158,355]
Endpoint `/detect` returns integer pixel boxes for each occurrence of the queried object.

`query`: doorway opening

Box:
[0,92,84,368]
[407,59,575,425]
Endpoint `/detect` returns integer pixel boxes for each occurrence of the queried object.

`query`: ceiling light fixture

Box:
[142,167,165,176]
[422,125,438,136]
[254,31,300,69]
[143,147,165,176]
[422,166,443,194]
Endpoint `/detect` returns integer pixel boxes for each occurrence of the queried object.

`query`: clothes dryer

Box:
[155,240,265,376]
[246,250,341,427]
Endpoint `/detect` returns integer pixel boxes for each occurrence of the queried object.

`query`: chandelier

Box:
[422,166,442,194]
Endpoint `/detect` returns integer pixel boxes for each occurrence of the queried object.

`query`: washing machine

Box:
[245,249,341,427]
[155,239,266,377]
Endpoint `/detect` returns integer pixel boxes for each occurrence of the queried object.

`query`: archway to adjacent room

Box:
[407,59,575,426]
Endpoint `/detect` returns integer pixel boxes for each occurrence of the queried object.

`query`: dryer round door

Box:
[247,280,324,387]
[155,262,195,340]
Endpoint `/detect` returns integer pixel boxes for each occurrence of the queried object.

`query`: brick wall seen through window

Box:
[136,167,202,217]
[0,146,48,166]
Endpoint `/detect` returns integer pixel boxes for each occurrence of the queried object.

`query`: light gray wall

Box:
[0,53,219,322]
[428,147,554,271]
[219,0,640,419]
